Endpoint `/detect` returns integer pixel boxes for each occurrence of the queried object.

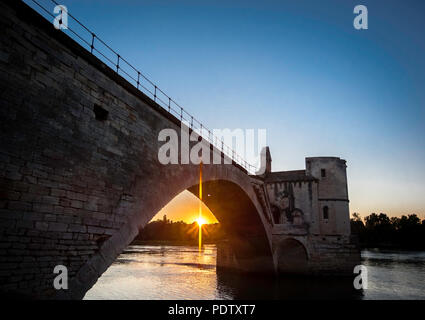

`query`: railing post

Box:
[168,97,171,112]
[116,54,120,73]
[190,116,193,130]
[154,86,157,102]
[180,107,183,121]
[90,33,95,54]
[137,71,140,89]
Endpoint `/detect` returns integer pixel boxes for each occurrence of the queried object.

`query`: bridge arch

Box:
[59,164,274,299]
[275,238,309,275]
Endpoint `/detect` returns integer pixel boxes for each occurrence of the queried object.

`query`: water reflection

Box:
[216,272,361,300]
[361,249,425,300]
[84,245,425,300]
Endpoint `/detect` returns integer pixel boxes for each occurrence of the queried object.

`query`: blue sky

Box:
[27,0,425,218]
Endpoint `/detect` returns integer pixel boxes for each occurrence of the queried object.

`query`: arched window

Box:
[323,206,329,220]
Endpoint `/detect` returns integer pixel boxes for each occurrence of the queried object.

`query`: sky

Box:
[26,0,425,221]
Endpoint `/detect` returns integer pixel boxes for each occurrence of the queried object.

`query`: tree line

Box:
[350,213,425,250]
[134,215,226,243]
[135,213,425,250]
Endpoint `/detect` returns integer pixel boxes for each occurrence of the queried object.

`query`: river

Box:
[84,244,425,300]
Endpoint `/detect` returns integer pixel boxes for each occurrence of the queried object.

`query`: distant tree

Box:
[396,214,422,249]
[134,219,226,243]
[136,212,425,250]
[358,212,424,250]
[364,213,391,229]
[390,216,401,229]
[363,213,395,246]
[350,212,365,235]
[352,212,362,221]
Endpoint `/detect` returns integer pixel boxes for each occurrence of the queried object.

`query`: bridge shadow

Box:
[216,269,363,300]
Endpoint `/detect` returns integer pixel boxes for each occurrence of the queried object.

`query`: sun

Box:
[196,217,207,226]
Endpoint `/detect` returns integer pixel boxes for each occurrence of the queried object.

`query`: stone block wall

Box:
[0,1,273,298]
[307,235,361,275]
[0,0,161,296]
[266,180,320,231]
[272,234,360,276]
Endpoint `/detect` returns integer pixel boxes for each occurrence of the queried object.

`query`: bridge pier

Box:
[216,239,276,275]
[217,234,360,277]
[272,234,360,276]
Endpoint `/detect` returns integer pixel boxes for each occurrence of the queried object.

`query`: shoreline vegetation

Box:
[132,215,226,245]
[131,214,425,251]
[351,213,425,250]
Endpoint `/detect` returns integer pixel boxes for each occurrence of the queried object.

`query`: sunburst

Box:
[196,217,206,226]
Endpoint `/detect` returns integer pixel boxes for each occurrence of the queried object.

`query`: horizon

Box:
[150,212,425,224]
[150,190,425,224]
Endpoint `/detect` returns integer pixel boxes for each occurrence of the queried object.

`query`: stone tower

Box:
[305,157,350,236]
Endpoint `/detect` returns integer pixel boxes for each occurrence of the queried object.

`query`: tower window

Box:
[323,206,329,220]
[321,169,326,177]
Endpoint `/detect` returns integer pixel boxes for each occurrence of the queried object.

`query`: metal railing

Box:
[24,0,257,174]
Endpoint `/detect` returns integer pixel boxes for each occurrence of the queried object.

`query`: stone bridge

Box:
[0,0,360,299]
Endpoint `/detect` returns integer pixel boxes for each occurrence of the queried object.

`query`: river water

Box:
[84,244,425,300]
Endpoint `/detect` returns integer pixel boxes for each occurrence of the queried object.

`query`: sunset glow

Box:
[151,191,218,224]
[196,217,207,227]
